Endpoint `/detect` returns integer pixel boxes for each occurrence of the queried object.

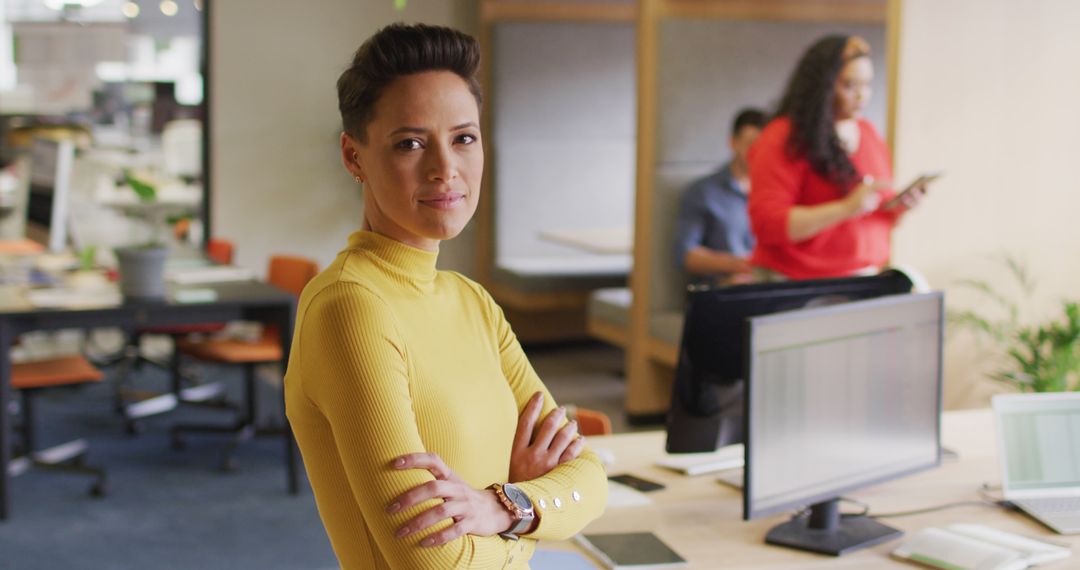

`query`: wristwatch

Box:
[488,482,535,540]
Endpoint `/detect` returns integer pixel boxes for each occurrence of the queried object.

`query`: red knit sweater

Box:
[747,117,901,279]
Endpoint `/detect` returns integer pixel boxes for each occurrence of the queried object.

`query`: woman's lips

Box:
[419,194,465,211]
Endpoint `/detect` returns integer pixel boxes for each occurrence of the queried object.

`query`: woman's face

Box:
[832,56,873,121]
[343,70,483,251]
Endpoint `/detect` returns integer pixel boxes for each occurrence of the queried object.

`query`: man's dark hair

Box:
[337,23,482,142]
[775,34,869,187]
[731,108,767,137]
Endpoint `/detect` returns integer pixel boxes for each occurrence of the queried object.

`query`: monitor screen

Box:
[744,292,943,555]
[666,270,914,453]
[26,138,74,252]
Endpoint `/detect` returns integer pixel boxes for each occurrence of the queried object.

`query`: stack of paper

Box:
[605,480,653,509]
[166,266,254,285]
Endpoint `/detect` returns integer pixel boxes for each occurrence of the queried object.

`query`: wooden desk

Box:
[538,227,633,255]
[551,410,1075,568]
[0,280,298,520]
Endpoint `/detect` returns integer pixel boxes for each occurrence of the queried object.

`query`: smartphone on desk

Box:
[881,171,944,210]
[609,473,665,493]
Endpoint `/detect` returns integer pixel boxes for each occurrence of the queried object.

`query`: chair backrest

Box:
[650,163,716,313]
[573,407,613,436]
[206,238,234,265]
[267,255,319,297]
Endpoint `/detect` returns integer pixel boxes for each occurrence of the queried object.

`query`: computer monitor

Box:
[744,292,943,555]
[27,138,74,252]
[666,270,914,453]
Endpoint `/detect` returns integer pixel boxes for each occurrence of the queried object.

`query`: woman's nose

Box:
[426,144,456,182]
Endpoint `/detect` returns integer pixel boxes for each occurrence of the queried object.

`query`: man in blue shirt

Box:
[672,108,766,286]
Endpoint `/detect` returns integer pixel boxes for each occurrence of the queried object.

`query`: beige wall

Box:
[892,0,1080,408]
[210,1,478,276]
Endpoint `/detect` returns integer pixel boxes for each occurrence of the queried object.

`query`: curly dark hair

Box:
[776,35,868,188]
[337,23,482,143]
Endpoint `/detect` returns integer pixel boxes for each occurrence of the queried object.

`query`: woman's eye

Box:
[395,139,423,151]
[456,133,477,145]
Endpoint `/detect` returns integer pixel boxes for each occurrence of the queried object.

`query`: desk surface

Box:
[550,409,1075,569]
[0,279,289,316]
[538,227,633,255]
[496,255,632,278]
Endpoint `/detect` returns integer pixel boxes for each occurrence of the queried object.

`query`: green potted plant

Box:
[114,170,170,300]
[951,256,1080,392]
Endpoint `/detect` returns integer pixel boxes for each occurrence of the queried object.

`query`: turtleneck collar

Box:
[346,231,439,285]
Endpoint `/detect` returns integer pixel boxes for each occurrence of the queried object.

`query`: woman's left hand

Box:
[896,182,929,211]
[387,452,513,547]
[509,392,585,482]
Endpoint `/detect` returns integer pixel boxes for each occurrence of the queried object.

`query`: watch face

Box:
[503,484,533,511]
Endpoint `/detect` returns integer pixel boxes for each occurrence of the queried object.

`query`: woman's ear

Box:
[340,132,365,184]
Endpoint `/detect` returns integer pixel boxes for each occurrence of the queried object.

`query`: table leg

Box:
[276,305,299,495]
[0,321,14,520]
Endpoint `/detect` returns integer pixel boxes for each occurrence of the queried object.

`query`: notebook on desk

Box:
[994,392,1080,534]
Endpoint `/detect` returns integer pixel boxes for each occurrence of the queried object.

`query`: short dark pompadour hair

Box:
[731,107,767,137]
[337,23,482,142]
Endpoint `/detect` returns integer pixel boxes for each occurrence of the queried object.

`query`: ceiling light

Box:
[43,0,105,9]
[160,0,178,16]
[121,1,139,18]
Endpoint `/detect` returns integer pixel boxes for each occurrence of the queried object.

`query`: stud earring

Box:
[354,175,362,184]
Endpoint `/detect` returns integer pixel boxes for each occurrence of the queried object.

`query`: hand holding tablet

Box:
[880,171,943,211]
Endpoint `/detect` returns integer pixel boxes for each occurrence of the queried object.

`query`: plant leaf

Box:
[123,170,157,203]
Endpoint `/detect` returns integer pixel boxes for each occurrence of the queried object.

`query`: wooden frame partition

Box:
[477,0,899,416]
[623,0,894,419]
[475,0,637,343]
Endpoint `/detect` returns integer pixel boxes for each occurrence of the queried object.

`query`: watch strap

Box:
[489,483,534,540]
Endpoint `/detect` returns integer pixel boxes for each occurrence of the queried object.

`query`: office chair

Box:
[110,238,237,432]
[10,355,108,497]
[170,255,318,471]
[567,406,613,436]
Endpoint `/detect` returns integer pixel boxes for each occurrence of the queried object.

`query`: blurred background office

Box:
[1,0,204,259]
[1,0,1079,568]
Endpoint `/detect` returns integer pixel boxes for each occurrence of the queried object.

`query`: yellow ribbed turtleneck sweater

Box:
[285,231,608,569]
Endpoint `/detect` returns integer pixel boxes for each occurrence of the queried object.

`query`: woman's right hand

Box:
[845,176,887,216]
[509,392,585,483]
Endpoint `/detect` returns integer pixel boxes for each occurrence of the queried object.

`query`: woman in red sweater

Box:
[748,35,924,280]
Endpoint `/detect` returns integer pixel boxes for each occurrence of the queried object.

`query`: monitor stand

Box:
[764,498,902,556]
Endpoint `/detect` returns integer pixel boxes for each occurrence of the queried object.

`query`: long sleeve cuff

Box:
[517,450,608,541]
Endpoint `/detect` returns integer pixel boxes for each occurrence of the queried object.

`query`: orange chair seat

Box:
[12,356,104,390]
[176,335,282,364]
[574,407,613,437]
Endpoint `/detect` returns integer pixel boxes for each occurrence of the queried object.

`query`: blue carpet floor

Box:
[0,363,337,570]
[0,342,629,569]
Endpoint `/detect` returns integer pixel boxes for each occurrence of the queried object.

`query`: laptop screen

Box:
[996,394,1080,493]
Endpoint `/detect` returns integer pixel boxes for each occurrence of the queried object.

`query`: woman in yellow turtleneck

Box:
[284,23,608,569]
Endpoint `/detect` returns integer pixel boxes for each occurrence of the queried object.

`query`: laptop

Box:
[993,392,1080,534]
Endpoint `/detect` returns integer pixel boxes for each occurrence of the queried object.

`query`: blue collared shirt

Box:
[672,163,755,282]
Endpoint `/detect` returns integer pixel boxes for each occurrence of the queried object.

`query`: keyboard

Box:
[1015,497,1080,513]
[1015,497,1080,533]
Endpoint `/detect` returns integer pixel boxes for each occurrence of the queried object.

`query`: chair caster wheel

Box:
[125,421,144,436]
[89,481,107,498]
[170,434,186,450]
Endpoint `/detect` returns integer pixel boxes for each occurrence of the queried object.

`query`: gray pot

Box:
[115,246,169,300]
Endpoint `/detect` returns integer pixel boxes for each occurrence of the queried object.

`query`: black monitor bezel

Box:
[665,270,916,454]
